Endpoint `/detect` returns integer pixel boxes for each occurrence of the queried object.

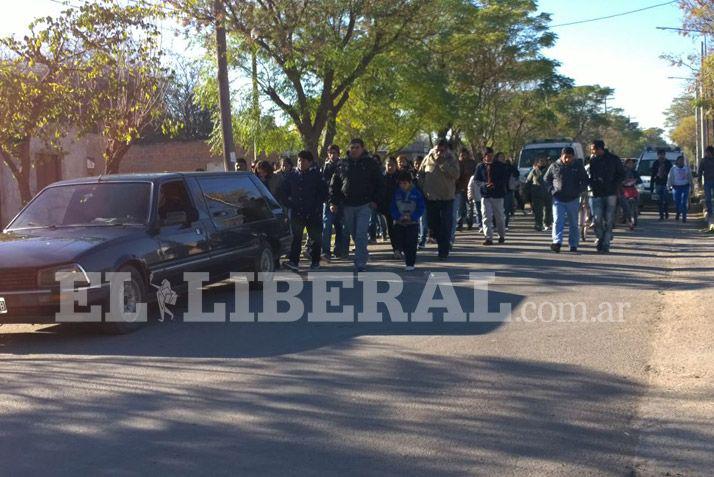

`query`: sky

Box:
[538,0,699,132]
[0,1,702,134]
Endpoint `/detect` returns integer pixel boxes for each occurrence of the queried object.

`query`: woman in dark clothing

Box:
[380,156,401,257]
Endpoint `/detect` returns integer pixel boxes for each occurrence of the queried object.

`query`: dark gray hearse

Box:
[0,172,291,331]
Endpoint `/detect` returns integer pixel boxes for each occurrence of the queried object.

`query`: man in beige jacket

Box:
[418,139,460,260]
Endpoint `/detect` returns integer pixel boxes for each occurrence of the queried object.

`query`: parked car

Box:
[0,172,291,331]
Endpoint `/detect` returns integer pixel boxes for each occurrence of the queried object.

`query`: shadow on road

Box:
[0,351,711,475]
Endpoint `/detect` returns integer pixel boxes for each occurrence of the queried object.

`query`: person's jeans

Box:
[672,185,690,220]
[450,192,463,244]
[481,197,506,240]
[531,195,546,229]
[393,223,419,266]
[504,191,514,227]
[343,204,372,269]
[654,183,669,218]
[621,196,637,225]
[552,198,580,248]
[289,214,323,265]
[369,209,378,241]
[426,200,454,258]
[419,214,428,246]
[322,204,346,257]
[703,181,714,219]
[589,195,617,250]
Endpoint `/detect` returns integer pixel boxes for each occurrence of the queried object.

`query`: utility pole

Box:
[215,0,236,171]
[251,29,260,167]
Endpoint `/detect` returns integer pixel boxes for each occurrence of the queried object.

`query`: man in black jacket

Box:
[321,144,347,260]
[700,146,714,227]
[545,147,590,253]
[282,150,328,271]
[650,148,673,220]
[473,147,509,245]
[588,139,625,253]
[329,138,384,271]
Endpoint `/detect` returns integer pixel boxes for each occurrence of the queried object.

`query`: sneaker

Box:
[457,225,463,232]
[550,243,561,253]
[543,226,550,232]
[321,253,332,262]
[393,250,402,259]
[355,266,367,273]
[676,214,680,221]
[483,239,493,246]
[498,236,506,244]
[467,225,473,231]
[418,244,426,250]
[309,262,321,271]
[405,265,416,271]
[283,261,299,272]
[569,246,578,253]
[682,217,687,223]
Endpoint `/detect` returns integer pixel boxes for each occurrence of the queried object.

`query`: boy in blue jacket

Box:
[390,171,426,271]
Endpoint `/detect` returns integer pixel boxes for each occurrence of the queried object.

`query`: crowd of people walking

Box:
[245,138,713,272]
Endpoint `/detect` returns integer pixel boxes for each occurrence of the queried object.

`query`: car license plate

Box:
[0,297,6,314]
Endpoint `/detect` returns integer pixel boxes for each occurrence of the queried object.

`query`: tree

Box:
[0,14,86,204]
[169,0,431,159]
[0,1,166,201]
[671,115,697,157]
[79,2,169,173]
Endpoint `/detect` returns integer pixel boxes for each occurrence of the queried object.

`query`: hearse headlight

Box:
[37,264,91,288]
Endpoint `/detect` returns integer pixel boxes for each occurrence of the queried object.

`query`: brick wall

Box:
[119,140,227,173]
[118,140,282,173]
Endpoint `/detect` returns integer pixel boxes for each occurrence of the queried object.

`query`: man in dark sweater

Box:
[650,148,673,220]
[329,138,384,271]
[545,147,590,253]
[282,150,328,271]
[321,144,347,260]
[473,147,509,245]
[698,146,714,226]
[588,139,625,253]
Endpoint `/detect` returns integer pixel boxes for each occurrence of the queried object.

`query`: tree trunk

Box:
[321,111,337,163]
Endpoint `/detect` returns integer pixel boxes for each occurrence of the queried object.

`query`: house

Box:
[0,130,103,227]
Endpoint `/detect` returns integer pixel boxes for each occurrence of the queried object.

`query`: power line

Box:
[550,1,677,28]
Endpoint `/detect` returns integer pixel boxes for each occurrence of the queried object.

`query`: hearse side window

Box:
[158,180,194,221]
[197,176,273,227]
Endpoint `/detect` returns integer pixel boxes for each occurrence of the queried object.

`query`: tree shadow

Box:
[0,352,710,475]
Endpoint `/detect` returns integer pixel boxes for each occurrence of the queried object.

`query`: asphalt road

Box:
[1,211,712,476]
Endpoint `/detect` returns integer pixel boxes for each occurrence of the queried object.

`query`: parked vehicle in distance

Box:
[636,146,684,204]
[517,139,585,182]
[0,172,291,331]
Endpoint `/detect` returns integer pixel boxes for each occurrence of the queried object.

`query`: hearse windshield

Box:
[8,182,151,230]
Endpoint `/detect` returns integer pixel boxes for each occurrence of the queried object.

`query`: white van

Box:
[635,146,685,203]
[517,140,585,182]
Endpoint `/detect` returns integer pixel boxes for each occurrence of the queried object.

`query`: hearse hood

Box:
[0,227,143,269]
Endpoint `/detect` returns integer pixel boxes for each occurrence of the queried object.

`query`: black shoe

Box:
[483,239,494,246]
[498,236,506,244]
[550,243,561,253]
[676,214,680,221]
[456,225,463,232]
[467,224,473,231]
[283,261,299,272]
[659,216,664,221]
[570,246,578,253]
[438,255,448,261]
